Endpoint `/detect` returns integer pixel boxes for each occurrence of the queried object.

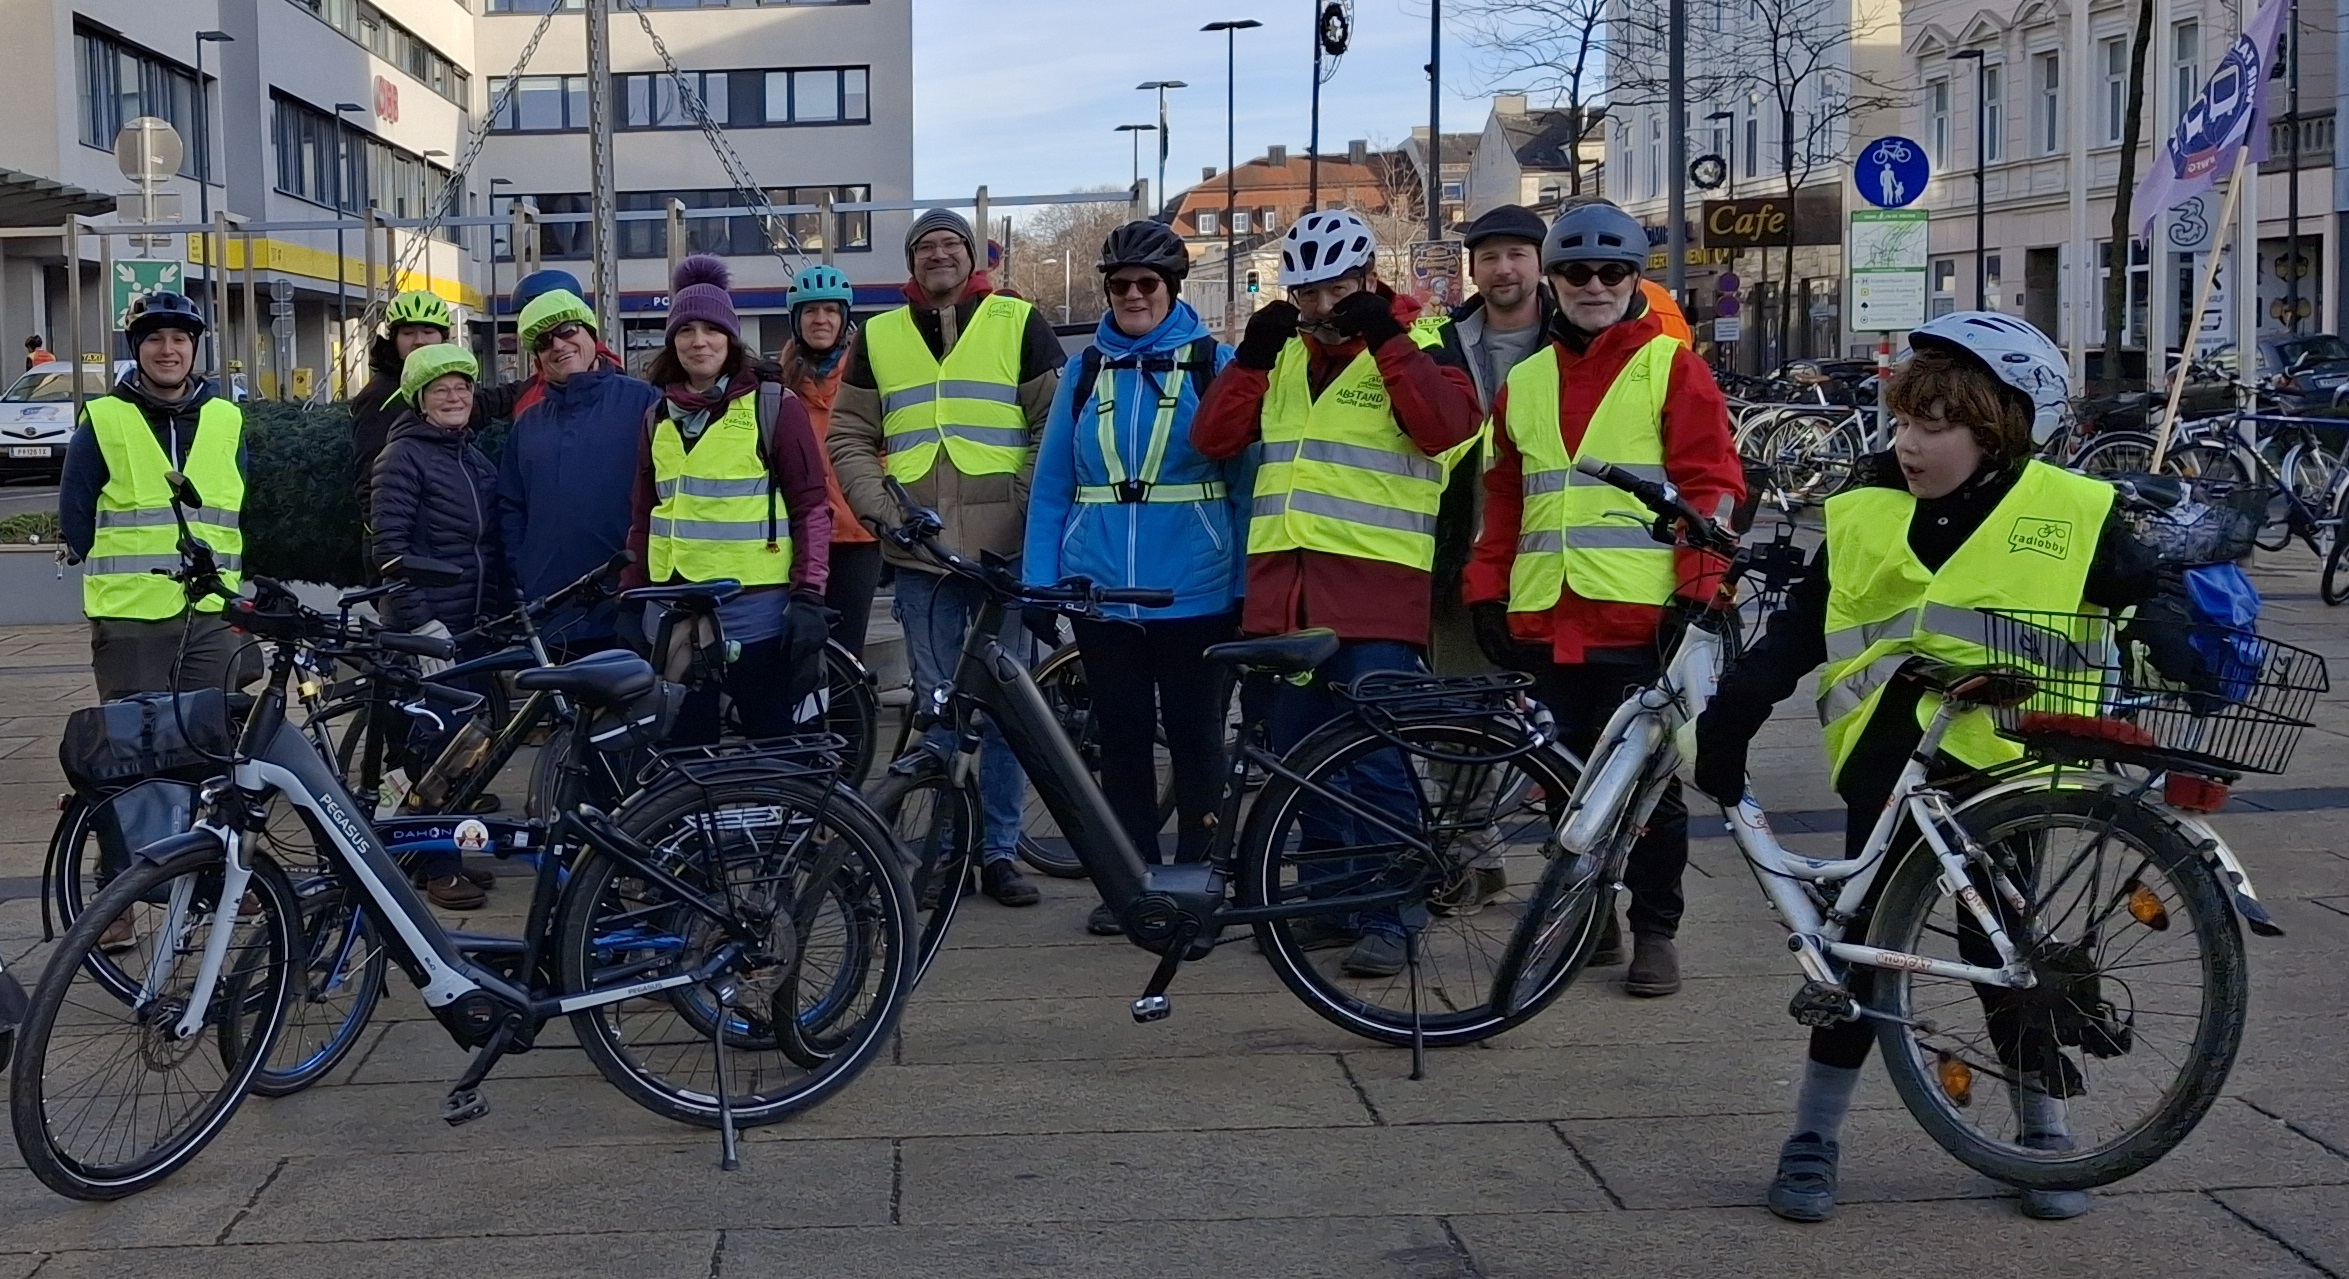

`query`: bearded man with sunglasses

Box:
[1463,201,1744,997]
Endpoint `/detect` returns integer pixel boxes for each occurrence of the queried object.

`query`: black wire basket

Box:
[1978,609,2329,776]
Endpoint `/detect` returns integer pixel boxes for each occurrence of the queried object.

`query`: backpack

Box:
[1071,337,1220,419]
[2181,562,2263,700]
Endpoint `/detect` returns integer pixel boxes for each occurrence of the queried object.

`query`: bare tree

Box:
[2102,0,2156,390]
[1001,195,1135,328]
[1459,0,1614,194]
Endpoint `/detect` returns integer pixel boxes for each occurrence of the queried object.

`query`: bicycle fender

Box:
[135,827,227,867]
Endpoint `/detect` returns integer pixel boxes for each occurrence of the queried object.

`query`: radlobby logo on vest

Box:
[2007,517,2073,560]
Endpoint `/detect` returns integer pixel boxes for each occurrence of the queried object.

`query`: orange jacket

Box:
[1641,280,1693,344]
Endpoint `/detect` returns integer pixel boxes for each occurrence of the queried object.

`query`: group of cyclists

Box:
[53,188,2223,1224]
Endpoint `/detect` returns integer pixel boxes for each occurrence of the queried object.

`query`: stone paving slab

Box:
[2216,1184,2349,1276]
[26,1233,721,1279]
[718,1217,1471,1279]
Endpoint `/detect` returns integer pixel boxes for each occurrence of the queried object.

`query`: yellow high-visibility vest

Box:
[647,391,790,587]
[1501,334,1679,613]
[84,396,244,620]
[865,294,1034,483]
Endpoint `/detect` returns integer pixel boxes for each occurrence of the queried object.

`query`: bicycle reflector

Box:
[2125,880,2172,931]
[1936,1052,1973,1108]
[2163,772,2230,814]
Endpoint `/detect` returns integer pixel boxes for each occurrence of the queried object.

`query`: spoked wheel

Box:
[1868,786,2247,1192]
[248,882,387,1097]
[821,641,882,786]
[1762,412,1862,505]
[867,753,980,983]
[1237,716,1587,1047]
[557,776,912,1129]
[1019,646,1188,876]
[2323,484,2349,605]
[10,840,300,1201]
[2068,430,2158,479]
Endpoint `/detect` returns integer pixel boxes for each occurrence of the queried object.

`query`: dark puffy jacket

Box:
[370,412,507,632]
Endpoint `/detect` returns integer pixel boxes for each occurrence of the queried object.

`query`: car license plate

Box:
[8,447,49,458]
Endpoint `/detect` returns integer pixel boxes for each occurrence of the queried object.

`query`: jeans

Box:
[894,569,1031,863]
[1070,611,1237,864]
[1269,639,1425,939]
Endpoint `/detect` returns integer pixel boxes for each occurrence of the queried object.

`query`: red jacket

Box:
[1189,287,1484,647]
[1464,311,1744,662]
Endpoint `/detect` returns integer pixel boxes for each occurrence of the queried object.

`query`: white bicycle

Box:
[1534,459,2319,1191]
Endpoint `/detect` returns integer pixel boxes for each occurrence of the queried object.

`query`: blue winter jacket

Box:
[491,364,661,644]
[1023,302,1249,621]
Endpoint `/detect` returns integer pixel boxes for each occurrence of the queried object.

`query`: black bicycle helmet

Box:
[1098,219,1191,282]
[124,290,206,350]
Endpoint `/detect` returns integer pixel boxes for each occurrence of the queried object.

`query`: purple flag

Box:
[2132,0,2291,233]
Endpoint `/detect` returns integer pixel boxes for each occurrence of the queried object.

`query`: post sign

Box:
[110,259,184,331]
[1854,136,1930,209]
[1700,194,1843,248]
[1848,209,1930,332]
[1407,240,1464,310]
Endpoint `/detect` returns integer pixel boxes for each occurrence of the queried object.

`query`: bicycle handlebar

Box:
[1571,457,1737,554]
[878,476,1175,615]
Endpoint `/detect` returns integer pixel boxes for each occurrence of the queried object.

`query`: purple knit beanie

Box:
[665,255,740,341]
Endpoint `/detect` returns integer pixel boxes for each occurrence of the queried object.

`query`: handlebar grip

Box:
[379,631,459,660]
[1096,588,1175,608]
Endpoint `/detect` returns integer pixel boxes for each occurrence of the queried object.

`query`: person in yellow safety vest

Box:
[59,291,253,702]
[623,255,836,747]
[1464,202,1746,998]
[1190,209,1487,980]
[828,207,1066,909]
[1690,312,2205,1225]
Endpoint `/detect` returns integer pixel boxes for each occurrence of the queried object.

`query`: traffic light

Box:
[1246,271,1260,293]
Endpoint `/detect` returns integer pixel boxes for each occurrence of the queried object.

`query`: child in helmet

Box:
[1692,312,2185,1224]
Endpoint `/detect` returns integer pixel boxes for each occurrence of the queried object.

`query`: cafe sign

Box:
[1700,194,1843,248]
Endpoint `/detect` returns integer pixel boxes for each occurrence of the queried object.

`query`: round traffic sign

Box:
[113,117,183,184]
[1715,295,1740,318]
[1717,272,1740,293]
[1855,136,1929,209]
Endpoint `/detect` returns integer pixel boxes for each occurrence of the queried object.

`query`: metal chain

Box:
[626,0,811,269]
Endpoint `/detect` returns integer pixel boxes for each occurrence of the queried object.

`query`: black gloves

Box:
[1470,601,1543,675]
[1234,301,1300,370]
[1691,708,1750,807]
[1020,605,1065,651]
[1327,290,1405,348]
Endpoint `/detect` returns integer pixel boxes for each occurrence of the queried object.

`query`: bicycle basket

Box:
[59,690,236,791]
[1979,609,2328,775]
[2111,472,2262,566]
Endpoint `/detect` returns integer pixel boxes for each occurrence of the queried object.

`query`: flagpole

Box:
[2151,143,2252,470]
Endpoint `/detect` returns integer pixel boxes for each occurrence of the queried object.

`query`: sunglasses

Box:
[1106,275,1165,297]
[1553,262,1638,287]
[532,320,589,352]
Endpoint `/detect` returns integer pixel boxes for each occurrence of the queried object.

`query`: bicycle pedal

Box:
[1130,994,1171,1023]
[1788,980,1859,1028]
[441,1088,490,1126]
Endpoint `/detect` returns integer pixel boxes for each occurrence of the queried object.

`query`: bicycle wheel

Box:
[248,882,386,1097]
[2068,430,2157,478]
[1016,647,1177,878]
[10,839,299,1201]
[866,752,980,982]
[557,775,911,1129]
[1235,715,1587,1047]
[822,641,881,786]
[2322,484,2349,605]
[1868,786,2247,1192]
[1763,412,1861,505]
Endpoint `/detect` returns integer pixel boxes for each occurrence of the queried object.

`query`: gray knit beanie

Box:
[904,208,976,267]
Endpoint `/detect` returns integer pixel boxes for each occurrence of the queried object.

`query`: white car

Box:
[0,363,114,480]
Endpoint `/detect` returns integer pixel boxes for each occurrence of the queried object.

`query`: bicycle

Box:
[1544,456,2318,1191]
[2151,413,2349,602]
[9,476,915,1200]
[862,479,1595,1066]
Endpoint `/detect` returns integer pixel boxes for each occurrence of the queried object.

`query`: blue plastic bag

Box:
[2183,563,2262,700]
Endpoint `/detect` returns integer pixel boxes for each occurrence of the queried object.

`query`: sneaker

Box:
[1589,911,1624,966]
[1259,915,1359,954]
[1341,930,1408,978]
[1767,1132,1840,1223]
[1086,902,1123,936]
[97,913,137,954]
[980,860,1040,907]
[1430,864,1508,916]
[421,874,487,911]
[1624,932,1682,997]
[2015,1135,2093,1220]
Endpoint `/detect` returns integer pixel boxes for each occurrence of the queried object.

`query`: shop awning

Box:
[0,168,116,226]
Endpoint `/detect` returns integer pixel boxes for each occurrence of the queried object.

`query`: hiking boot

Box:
[1341,930,1408,978]
[421,874,487,911]
[1086,902,1123,936]
[980,860,1040,907]
[1766,1132,1840,1223]
[1624,932,1681,997]
[1589,911,1624,966]
[2015,1134,2093,1220]
[97,913,137,954]
[460,865,497,890]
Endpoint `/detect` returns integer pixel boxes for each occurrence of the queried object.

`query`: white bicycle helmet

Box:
[1909,310,2071,443]
[1278,210,1378,287]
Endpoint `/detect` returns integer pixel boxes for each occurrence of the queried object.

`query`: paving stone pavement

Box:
[0,555,2344,1277]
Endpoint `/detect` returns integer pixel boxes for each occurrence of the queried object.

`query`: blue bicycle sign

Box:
[1856,136,1930,209]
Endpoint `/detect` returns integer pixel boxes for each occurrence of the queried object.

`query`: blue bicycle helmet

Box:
[790,264,855,311]
[511,268,584,317]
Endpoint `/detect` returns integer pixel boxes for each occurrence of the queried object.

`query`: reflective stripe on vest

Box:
[646,393,791,587]
[866,295,1034,483]
[84,396,245,620]
[1073,358,1226,504]
[1245,317,1473,572]
[1816,461,2118,786]
[1503,334,1680,613]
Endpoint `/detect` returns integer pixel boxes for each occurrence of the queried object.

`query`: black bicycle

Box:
[863,480,1595,1063]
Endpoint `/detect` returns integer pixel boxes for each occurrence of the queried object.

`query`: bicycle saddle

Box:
[1204,628,1340,675]
[513,649,658,705]
[621,581,743,610]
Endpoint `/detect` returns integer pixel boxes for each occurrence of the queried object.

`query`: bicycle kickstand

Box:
[1405,928,1425,1083]
[711,979,742,1172]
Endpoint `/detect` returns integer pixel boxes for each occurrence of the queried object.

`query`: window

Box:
[1931,258,1958,318]
[1983,63,2005,162]
[2172,21,2200,114]
[2096,238,2151,347]
[1646,113,1663,199]
[761,67,870,125]
[491,75,590,131]
[1260,207,1278,233]
[1743,115,1758,178]
[1231,209,1252,236]
[2102,37,2127,143]
[774,184,872,253]
[285,0,468,107]
[74,27,201,173]
[1195,208,1219,237]
[270,92,453,237]
[1618,124,1635,196]
[620,71,729,128]
[591,186,871,260]
[2034,51,2061,154]
[1928,79,1951,165]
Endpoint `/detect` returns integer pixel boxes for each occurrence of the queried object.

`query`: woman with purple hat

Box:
[623,255,835,744]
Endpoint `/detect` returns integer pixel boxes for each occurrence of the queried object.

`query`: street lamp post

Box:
[193,30,233,376]
[1115,124,1158,197]
[1202,20,1262,338]
[334,101,366,396]
[1041,256,1072,325]
[1952,49,1988,309]
[1137,81,1188,214]
[489,175,512,385]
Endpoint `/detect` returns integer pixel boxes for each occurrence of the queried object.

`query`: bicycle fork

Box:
[165,824,257,1042]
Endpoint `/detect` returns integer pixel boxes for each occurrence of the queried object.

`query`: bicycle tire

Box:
[1867,787,2246,1192]
[9,839,299,1201]
[2323,484,2349,605]
[1235,715,1586,1048]
[557,774,912,1129]
[2067,430,2157,479]
[248,883,387,1097]
[866,753,980,983]
[822,640,882,786]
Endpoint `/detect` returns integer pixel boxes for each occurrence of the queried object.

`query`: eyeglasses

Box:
[1553,262,1638,287]
[532,320,588,352]
[1106,275,1164,297]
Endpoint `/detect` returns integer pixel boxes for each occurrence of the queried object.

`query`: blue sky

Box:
[910,0,1514,206]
